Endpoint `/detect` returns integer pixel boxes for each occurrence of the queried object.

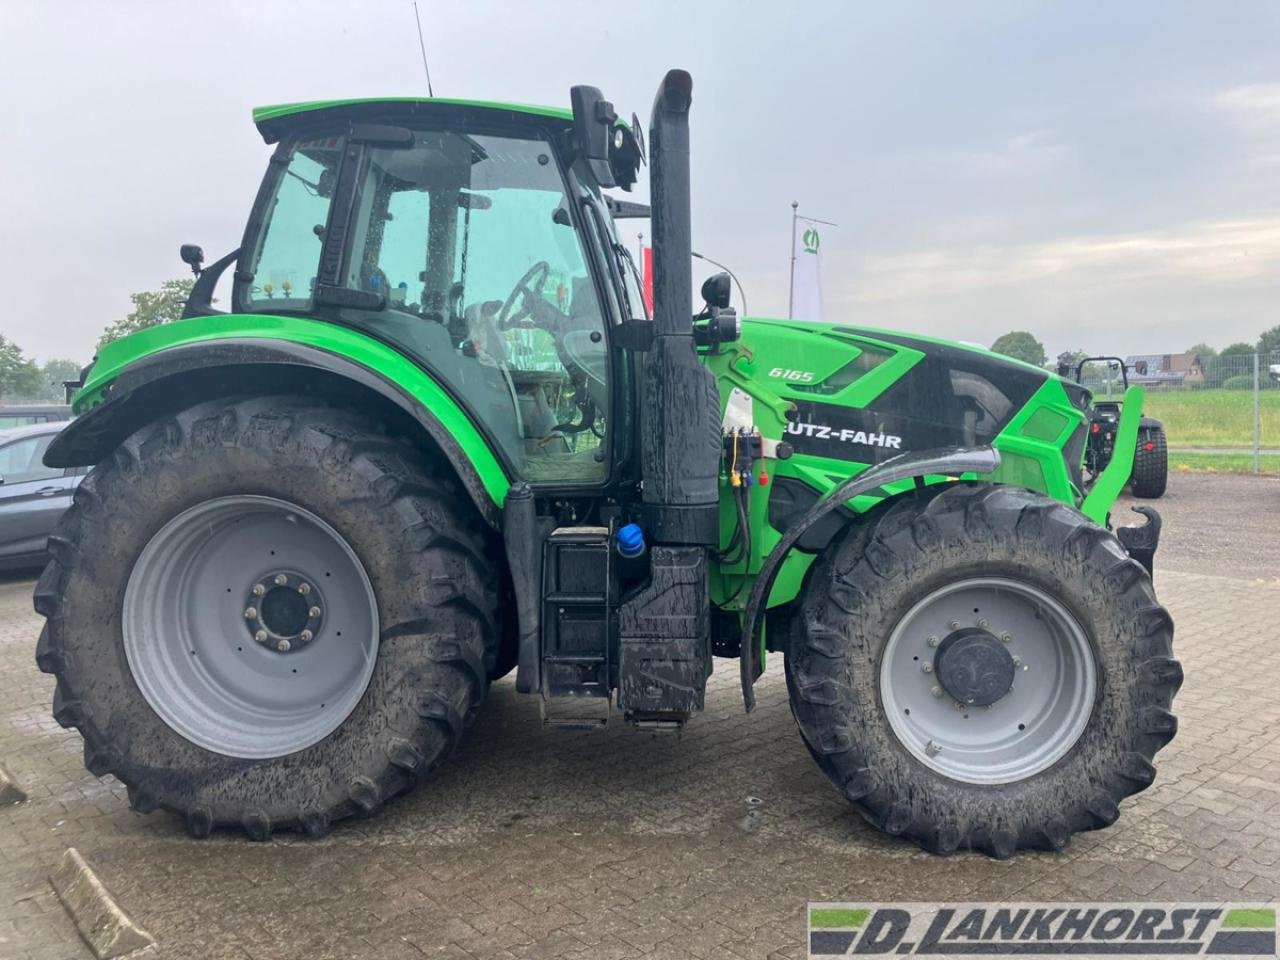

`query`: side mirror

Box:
[700,272,732,310]
[569,85,617,188]
[180,244,205,277]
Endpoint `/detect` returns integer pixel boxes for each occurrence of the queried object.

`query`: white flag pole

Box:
[788,201,798,319]
[789,205,838,321]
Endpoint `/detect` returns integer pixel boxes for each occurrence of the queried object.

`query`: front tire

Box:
[786,483,1180,857]
[34,397,501,839]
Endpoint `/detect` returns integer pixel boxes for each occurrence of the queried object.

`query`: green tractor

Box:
[35,70,1179,857]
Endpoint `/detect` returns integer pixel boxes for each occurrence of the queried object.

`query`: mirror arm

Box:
[181,248,241,320]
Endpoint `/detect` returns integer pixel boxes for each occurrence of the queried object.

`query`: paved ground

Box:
[1114,472,1279,583]
[2,473,1278,960]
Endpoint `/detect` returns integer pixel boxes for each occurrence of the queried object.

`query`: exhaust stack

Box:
[641,70,721,545]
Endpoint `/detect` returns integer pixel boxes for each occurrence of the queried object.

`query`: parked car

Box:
[0,404,72,428]
[1270,363,1280,384]
[0,422,83,571]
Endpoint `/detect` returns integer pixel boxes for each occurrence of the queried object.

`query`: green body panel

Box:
[252,96,574,128]
[75,314,511,506]
[1081,385,1144,524]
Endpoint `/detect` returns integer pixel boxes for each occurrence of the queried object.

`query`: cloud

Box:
[1213,84,1280,130]
[829,218,1280,355]
[850,217,1280,303]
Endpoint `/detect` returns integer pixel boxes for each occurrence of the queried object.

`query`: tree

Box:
[38,358,85,402]
[98,279,194,351]
[1186,342,1217,363]
[0,335,44,401]
[990,331,1047,367]
[1258,325,1280,361]
[1206,341,1255,387]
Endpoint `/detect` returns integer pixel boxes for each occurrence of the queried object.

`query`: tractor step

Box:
[628,712,688,733]
[540,527,615,701]
[541,696,611,729]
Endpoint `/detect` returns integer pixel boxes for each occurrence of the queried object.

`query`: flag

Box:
[641,245,654,315]
[790,217,825,321]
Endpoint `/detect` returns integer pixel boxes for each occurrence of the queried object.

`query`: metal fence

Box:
[1075,351,1280,476]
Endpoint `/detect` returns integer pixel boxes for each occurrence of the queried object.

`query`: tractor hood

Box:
[718,317,1093,498]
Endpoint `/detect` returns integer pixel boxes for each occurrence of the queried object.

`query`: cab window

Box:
[337,131,610,483]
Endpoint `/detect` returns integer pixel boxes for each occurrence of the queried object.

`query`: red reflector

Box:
[1091,423,1100,433]
[1145,442,1155,451]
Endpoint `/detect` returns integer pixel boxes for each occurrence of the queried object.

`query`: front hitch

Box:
[1116,505,1162,580]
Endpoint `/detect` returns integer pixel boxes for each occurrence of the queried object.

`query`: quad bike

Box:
[35,70,1178,857]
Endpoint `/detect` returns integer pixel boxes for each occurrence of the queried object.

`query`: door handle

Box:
[37,486,61,497]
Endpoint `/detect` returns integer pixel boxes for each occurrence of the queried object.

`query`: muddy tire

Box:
[34,396,501,839]
[786,482,1180,858]
[1131,425,1168,499]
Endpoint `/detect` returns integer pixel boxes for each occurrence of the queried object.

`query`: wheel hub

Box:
[933,627,1016,707]
[245,572,323,653]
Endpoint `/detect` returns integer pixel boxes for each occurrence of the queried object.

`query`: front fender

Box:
[48,315,511,527]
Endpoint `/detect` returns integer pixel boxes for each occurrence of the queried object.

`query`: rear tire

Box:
[34,396,501,839]
[785,483,1180,857]
[1131,425,1168,498]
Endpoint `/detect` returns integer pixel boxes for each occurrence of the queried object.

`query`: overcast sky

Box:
[2,0,1278,365]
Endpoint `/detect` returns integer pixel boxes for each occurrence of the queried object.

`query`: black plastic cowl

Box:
[640,69,720,547]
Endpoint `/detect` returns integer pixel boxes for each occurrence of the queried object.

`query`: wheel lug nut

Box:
[254,630,268,643]
[927,635,939,648]
[1012,656,1023,667]
[977,617,990,629]
[931,686,943,698]
[274,574,288,586]
[1000,632,1012,643]
[300,629,313,643]
[298,583,311,595]
[252,584,265,596]
[308,606,321,619]
[276,639,291,653]
[921,662,933,673]
[948,619,960,630]
[244,607,258,619]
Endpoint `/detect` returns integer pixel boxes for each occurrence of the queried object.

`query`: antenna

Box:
[412,1,435,97]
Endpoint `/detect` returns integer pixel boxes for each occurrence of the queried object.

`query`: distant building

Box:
[1123,352,1205,386]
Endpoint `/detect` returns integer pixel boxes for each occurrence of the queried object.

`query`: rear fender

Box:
[46,318,511,527]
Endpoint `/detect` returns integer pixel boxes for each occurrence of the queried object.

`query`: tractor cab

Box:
[189,96,650,486]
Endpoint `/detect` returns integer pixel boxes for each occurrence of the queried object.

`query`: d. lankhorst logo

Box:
[808,903,1277,958]
[803,226,821,254]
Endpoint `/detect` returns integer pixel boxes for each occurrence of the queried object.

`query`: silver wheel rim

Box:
[123,495,379,760]
[880,577,1096,785]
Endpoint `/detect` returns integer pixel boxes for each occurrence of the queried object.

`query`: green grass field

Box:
[1170,452,1280,475]
[1140,389,1280,448]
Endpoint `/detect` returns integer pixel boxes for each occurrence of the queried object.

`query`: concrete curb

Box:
[50,847,155,959]
[0,761,26,804]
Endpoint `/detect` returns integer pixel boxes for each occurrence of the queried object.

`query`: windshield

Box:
[242,127,612,483]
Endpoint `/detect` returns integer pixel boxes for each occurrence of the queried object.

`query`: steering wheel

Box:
[496,261,552,330]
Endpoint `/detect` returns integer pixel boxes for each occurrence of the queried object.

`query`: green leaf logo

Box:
[803,227,820,254]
